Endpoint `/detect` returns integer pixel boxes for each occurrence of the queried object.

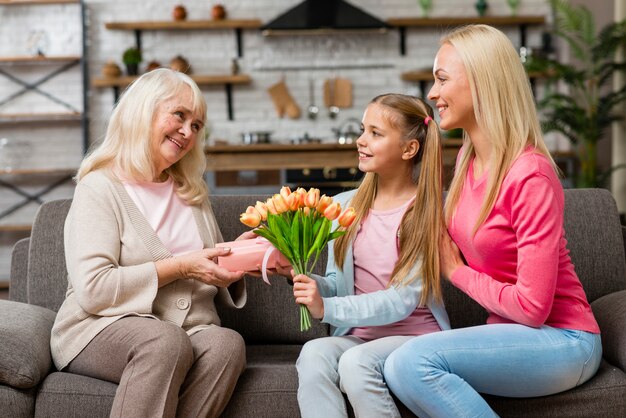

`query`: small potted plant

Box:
[122,47,142,76]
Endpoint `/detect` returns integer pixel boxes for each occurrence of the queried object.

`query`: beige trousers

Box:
[66,316,246,418]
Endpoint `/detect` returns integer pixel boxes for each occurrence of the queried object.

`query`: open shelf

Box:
[387,15,545,27]
[104,18,262,58]
[0,0,78,4]
[0,223,32,232]
[92,73,251,88]
[93,74,252,120]
[387,15,546,55]
[0,167,75,176]
[0,112,82,125]
[0,55,81,64]
[105,19,262,31]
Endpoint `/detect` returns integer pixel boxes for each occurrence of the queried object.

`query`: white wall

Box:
[0,0,552,280]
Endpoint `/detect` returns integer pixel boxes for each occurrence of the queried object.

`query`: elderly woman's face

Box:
[150,86,204,178]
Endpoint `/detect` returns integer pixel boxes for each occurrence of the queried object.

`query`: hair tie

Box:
[424,116,433,126]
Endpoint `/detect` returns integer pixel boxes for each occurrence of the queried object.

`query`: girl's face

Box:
[356,103,416,176]
[150,86,204,178]
[428,43,476,132]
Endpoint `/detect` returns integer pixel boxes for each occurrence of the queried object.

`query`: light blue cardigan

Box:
[312,189,451,336]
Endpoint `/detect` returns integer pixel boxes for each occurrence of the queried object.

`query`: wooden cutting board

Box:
[323,77,352,108]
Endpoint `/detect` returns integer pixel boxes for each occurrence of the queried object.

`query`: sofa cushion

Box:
[0,384,36,418]
[0,300,56,389]
[221,344,302,417]
[35,372,116,418]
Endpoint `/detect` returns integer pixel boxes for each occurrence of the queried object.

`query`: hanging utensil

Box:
[307,79,319,120]
[324,77,340,119]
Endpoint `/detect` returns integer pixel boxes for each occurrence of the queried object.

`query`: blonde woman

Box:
[293,94,450,418]
[51,68,253,418]
[384,25,601,417]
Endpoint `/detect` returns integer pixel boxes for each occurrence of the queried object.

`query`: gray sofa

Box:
[1,189,625,417]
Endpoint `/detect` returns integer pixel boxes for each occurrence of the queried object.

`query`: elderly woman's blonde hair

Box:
[77,68,208,205]
[442,24,557,232]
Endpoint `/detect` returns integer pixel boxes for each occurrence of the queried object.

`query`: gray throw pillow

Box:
[0,299,56,388]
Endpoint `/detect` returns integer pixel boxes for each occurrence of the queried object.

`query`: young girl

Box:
[384,25,601,418]
[292,94,450,418]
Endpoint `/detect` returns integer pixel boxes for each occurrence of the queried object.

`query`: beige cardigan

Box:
[50,170,246,370]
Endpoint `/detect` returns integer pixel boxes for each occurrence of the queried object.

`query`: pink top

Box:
[123,178,203,257]
[448,148,600,333]
[350,198,442,340]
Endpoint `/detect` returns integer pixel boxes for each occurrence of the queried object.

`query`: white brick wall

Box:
[0,0,552,280]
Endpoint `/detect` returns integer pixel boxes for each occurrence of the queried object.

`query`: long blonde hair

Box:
[77,68,209,205]
[442,25,556,231]
[334,94,444,305]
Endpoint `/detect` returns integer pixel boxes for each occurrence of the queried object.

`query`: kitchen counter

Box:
[204,140,463,171]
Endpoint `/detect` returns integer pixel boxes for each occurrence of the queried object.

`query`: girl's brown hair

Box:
[334,94,444,305]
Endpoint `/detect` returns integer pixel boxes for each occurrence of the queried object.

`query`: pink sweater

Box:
[448,148,600,333]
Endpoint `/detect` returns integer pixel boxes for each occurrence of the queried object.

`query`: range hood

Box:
[261,0,391,36]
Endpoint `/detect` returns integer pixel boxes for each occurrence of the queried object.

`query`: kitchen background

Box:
[0,0,620,287]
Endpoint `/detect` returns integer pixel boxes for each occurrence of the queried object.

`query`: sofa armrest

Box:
[591,290,626,372]
[9,237,30,303]
[0,299,56,389]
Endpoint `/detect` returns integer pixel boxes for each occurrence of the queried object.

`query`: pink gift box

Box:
[217,237,290,273]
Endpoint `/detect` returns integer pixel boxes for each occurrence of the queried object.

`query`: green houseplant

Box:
[122,47,142,76]
[526,0,626,187]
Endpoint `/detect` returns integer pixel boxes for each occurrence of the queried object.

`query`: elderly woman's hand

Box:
[156,247,244,288]
[180,247,245,287]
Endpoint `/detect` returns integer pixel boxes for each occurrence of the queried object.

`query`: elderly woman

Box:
[51,68,251,418]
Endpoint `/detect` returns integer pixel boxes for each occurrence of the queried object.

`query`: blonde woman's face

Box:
[428,43,475,132]
[150,86,204,178]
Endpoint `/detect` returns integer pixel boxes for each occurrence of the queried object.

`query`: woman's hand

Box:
[440,230,465,281]
[293,274,324,319]
[235,230,257,241]
[157,247,244,288]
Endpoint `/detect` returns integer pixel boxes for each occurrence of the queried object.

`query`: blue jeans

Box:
[296,335,416,418]
[384,324,602,418]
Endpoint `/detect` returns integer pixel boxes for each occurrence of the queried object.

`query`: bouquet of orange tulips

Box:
[240,186,356,331]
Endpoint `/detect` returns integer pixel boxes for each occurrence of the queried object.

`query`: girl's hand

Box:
[178,247,244,287]
[235,230,257,241]
[293,274,324,319]
[440,230,464,281]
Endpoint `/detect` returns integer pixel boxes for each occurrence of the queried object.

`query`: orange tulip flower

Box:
[265,198,278,215]
[304,188,320,208]
[254,201,268,221]
[285,193,299,211]
[240,211,261,228]
[280,186,292,199]
[316,195,332,214]
[337,207,356,228]
[323,202,341,221]
[272,194,289,214]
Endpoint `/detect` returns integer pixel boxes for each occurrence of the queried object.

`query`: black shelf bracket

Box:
[0,174,73,220]
[0,61,80,112]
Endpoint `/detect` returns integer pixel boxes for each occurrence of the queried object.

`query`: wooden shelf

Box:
[92,73,251,88]
[387,16,545,27]
[0,55,81,64]
[0,224,31,232]
[0,167,75,175]
[105,19,262,31]
[0,112,82,124]
[0,0,78,4]
[387,15,546,55]
[93,74,251,121]
[105,18,262,58]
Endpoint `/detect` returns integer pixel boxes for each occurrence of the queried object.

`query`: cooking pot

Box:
[241,131,272,145]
